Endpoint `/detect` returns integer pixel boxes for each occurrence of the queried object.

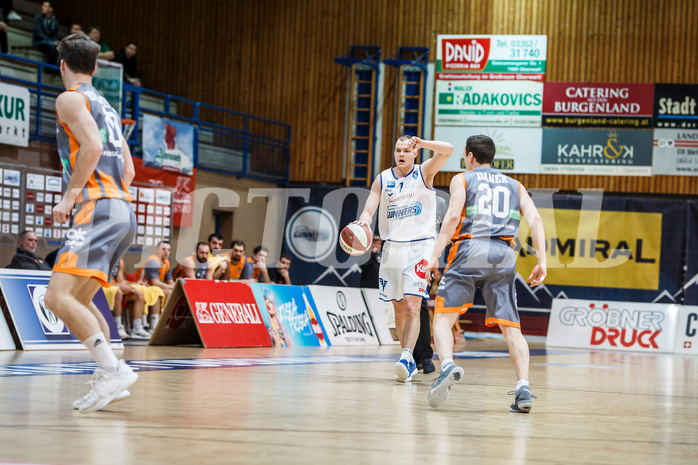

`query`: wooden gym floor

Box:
[0,338,697,465]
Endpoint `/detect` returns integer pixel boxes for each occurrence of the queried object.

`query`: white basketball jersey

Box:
[378,165,436,242]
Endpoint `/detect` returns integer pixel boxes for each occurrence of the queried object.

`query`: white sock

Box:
[150,314,159,329]
[133,318,143,331]
[401,348,414,363]
[441,358,454,369]
[83,332,119,372]
[517,379,530,390]
[114,316,122,326]
[142,315,148,327]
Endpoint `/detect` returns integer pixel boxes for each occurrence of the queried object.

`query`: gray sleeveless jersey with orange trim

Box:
[455,167,521,242]
[56,83,132,204]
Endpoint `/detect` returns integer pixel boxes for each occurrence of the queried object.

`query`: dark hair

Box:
[208,233,223,242]
[280,253,292,262]
[19,230,35,240]
[87,26,101,34]
[465,135,496,164]
[126,41,138,48]
[43,1,55,8]
[231,240,245,249]
[58,32,99,74]
[156,240,170,248]
[196,242,209,252]
[253,245,268,255]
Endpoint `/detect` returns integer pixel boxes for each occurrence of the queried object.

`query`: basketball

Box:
[339,223,372,256]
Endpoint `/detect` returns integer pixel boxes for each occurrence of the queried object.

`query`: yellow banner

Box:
[517,208,661,290]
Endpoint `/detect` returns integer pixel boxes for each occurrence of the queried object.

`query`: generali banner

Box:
[652,129,698,175]
[541,128,653,175]
[547,298,680,353]
[436,35,547,81]
[542,82,654,128]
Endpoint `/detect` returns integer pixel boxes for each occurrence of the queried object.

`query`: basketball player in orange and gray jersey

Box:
[44,32,138,414]
[425,135,547,413]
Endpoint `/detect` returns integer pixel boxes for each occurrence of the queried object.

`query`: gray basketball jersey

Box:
[455,166,521,242]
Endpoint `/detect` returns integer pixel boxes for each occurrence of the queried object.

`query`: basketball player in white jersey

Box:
[355,135,453,382]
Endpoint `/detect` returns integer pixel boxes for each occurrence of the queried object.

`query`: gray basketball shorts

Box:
[52,198,137,287]
[435,238,520,328]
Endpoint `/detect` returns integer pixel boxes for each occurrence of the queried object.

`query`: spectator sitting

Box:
[87,26,113,60]
[32,1,58,65]
[229,240,253,281]
[138,240,174,329]
[8,230,51,270]
[113,41,141,86]
[173,242,213,280]
[69,22,81,34]
[267,253,292,285]
[44,247,59,267]
[247,245,270,283]
[207,233,229,280]
[103,259,151,340]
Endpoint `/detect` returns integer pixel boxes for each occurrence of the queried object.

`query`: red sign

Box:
[543,82,654,127]
[441,38,491,71]
[132,156,195,227]
[183,280,272,348]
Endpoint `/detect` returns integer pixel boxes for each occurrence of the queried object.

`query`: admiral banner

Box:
[0,83,29,147]
[436,35,547,81]
[547,298,680,353]
[250,283,330,347]
[434,126,542,173]
[654,84,698,129]
[674,306,698,355]
[0,270,122,350]
[652,129,698,175]
[543,83,654,128]
[361,289,399,345]
[541,128,654,175]
[517,208,661,290]
[435,80,543,127]
[306,286,379,346]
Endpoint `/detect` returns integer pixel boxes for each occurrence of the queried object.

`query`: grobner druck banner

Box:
[436,35,547,81]
[541,128,653,175]
[435,80,543,127]
[546,298,680,354]
[652,129,698,175]
[654,84,698,129]
[0,83,30,147]
[543,83,654,128]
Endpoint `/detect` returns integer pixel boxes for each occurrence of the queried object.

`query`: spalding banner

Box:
[546,298,680,354]
[306,285,379,346]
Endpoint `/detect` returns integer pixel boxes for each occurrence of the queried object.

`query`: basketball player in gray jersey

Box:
[44,32,138,414]
[425,135,547,412]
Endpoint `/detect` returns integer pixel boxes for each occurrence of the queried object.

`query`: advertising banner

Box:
[546,298,680,353]
[685,201,698,306]
[0,308,15,350]
[653,84,698,129]
[142,114,196,175]
[436,35,547,80]
[541,128,654,175]
[361,289,399,345]
[673,306,698,355]
[306,286,379,345]
[132,156,194,227]
[0,270,122,350]
[542,82,654,128]
[435,80,543,127]
[651,129,698,175]
[0,83,29,147]
[249,283,330,347]
[93,60,123,114]
[434,126,542,172]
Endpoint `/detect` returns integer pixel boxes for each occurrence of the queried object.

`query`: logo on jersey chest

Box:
[387,201,423,219]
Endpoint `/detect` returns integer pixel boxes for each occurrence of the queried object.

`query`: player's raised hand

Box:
[526,264,547,287]
[408,136,424,152]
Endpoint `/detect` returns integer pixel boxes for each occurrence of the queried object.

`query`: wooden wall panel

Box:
[54,0,698,194]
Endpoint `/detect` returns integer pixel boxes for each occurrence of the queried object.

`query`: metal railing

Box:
[0,53,291,184]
